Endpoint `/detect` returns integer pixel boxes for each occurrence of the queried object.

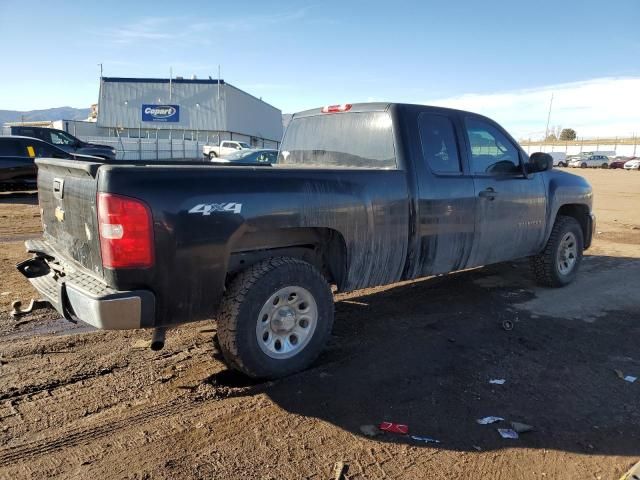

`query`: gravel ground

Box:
[0,169,639,479]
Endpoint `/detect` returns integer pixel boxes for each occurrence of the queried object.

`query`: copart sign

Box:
[142,104,180,122]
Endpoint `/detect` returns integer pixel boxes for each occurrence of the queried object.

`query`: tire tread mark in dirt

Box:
[0,366,121,403]
[0,397,195,466]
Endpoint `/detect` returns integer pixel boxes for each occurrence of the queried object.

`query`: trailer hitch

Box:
[10,299,50,318]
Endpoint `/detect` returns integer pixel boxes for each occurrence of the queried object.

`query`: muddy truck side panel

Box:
[18,102,594,378]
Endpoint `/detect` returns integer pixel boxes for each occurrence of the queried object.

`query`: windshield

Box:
[278,111,396,169]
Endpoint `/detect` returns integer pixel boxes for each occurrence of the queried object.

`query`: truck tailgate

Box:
[36,158,104,277]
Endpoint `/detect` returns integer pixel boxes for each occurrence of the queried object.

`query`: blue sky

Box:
[0,0,639,137]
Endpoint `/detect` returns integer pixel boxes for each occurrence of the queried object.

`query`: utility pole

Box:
[98,63,103,78]
[217,64,221,101]
[544,93,554,140]
[169,67,173,101]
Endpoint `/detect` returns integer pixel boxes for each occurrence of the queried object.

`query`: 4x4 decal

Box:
[188,203,243,215]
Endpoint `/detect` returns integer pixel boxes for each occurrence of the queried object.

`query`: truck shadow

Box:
[258,255,640,454]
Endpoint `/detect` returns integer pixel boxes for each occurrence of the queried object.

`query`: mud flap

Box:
[58,281,78,323]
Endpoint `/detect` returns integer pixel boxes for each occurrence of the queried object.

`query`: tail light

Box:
[321,104,352,113]
[97,193,154,269]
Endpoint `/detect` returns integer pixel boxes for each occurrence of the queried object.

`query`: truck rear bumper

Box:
[17,239,155,330]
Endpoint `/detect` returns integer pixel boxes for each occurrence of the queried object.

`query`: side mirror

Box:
[526,152,553,174]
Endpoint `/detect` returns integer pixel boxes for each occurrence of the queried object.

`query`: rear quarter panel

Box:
[99,165,410,326]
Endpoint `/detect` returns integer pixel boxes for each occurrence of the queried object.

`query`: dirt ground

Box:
[0,169,639,479]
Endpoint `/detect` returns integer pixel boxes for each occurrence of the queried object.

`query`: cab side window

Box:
[465,118,521,175]
[418,113,461,173]
[48,131,75,146]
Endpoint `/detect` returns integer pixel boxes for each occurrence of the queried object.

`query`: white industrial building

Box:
[95,77,282,147]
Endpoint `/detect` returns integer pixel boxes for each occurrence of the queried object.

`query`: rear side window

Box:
[418,113,461,173]
[0,139,26,156]
[14,127,37,138]
[279,111,396,169]
[465,118,521,175]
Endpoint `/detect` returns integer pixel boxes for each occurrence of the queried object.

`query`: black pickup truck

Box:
[18,103,594,378]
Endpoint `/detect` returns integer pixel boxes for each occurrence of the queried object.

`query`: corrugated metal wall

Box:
[96,78,282,142]
[224,84,283,142]
[97,79,226,131]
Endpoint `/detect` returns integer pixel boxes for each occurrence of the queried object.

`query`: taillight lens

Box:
[321,104,352,113]
[97,193,154,269]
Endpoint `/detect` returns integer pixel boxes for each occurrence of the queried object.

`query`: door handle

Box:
[478,188,498,200]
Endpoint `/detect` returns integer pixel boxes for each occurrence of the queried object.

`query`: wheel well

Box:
[227,228,347,289]
[556,204,590,246]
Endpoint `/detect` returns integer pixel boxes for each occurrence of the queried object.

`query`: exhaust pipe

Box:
[150,327,167,351]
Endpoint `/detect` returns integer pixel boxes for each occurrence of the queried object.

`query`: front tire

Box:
[530,216,584,287]
[217,257,334,379]
[581,162,587,168]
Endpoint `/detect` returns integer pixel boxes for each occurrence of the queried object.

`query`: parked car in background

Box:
[7,126,116,160]
[203,140,252,159]
[220,149,278,164]
[548,152,568,167]
[624,158,640,170]
[610,156,636,169]
[0,136,73,190]
[568,154,610,168]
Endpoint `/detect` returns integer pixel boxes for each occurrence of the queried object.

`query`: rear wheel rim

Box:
[256,286,318,359]
[557,232,578,275]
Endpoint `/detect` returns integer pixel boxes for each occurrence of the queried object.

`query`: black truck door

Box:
[463,116,546,266]
[410,111,476,277]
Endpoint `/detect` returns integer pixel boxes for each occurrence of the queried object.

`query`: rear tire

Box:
[530,216,584,287]
[209,151,218,159]
[217,257,334,379]
[581,162,587,168]
[601,163,608,169]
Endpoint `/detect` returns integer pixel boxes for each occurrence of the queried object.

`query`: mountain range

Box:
[0,107,91,125]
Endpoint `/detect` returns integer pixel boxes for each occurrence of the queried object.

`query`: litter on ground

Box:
[624,375,637,383]
[477,416,504,425]
[359,424,379,437]
[410,435,440,444]
[489,379,506,385]
[379,422,409,434]
[497,428,519,439]
[510,422,534,433]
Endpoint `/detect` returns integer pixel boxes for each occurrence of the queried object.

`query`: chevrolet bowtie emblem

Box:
[54,206,65,222]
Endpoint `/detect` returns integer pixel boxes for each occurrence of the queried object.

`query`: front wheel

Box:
[601,163,609,169]
[217,257,334,379]
[530,216,584,287]
[581,162,587,168]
